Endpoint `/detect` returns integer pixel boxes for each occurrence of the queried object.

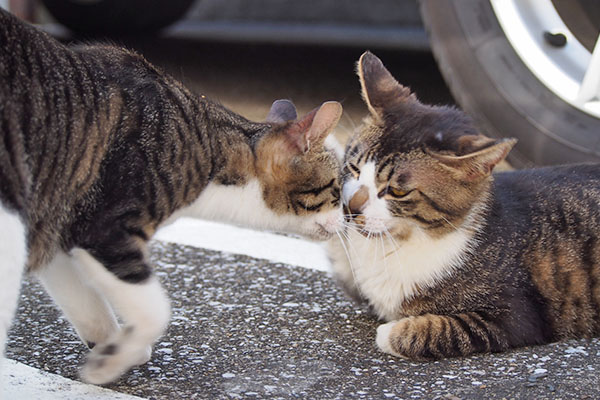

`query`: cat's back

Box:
[493,164,600,217]
[495,163,600,191]
[0,10,132,265]
[0,8,68,95]
[488,163,600,246]
[490,164,600,339]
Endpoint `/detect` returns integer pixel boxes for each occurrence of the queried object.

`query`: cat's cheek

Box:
[304,208,344,240]
[317,208,344,232]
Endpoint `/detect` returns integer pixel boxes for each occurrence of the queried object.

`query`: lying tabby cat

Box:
[0,9,343,384]
[329,51,600,360]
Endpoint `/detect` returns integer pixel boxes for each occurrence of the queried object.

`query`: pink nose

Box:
[348,185,369,214]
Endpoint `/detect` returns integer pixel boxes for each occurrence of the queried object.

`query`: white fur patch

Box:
[342,162,392,233]
[37,251,119,347]
[337,226,471,321]
[69,249,171,384]
[376,321,400,356]
[164,179,342,240]
[0,205,26,378]
[357,162,393,232]
[342,178,361,207]
[333,161,474,321]
[324,135,345,162]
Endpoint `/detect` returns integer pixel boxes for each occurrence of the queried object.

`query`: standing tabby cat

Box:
[0,9,343,385]
[329,51,600,360]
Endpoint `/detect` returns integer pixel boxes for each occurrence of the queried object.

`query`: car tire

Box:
[41,0,194,35]
[420,0,600,167]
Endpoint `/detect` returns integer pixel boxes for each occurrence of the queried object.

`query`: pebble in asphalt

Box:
[7,241,600,399]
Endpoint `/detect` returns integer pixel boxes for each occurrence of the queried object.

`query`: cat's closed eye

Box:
[292,178,341,212]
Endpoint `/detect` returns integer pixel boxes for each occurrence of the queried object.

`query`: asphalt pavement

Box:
[6,235,600,399]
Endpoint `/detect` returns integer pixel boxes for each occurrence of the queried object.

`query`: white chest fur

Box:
[334,227,472,321]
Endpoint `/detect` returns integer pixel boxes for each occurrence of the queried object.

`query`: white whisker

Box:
[335,227,365,300]
[383,229,402,259]
[442,216,459,231]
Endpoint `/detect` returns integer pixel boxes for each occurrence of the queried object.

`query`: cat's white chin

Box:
[306,223,335,241]
[294,213,343,241]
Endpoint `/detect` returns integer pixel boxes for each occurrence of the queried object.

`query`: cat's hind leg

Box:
[70,248,170,385]
[0,207,27,377]
[376,312,509,360]
[37,251,119,349]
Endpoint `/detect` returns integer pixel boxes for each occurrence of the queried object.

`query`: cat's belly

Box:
[331,228,473,321]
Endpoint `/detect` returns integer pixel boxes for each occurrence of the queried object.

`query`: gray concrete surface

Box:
[7,241,600,399]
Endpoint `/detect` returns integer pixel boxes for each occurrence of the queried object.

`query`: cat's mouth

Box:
[346,215,388,238]
[352,227,385,238]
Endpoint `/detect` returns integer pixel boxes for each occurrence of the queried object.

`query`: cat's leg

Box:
[0,207,27,376]
[70,248,170,385]
[37,251,119,349]
[376,312,509,360]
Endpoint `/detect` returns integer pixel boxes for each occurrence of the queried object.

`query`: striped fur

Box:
[1,9,343,276]
[329,51,600,360]
[0,9,343,384]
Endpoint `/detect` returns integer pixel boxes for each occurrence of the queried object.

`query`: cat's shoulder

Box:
[71,43,147,66]
[71,42,167,91]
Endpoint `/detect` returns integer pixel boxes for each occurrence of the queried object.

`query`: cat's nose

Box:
[348,185,369,214]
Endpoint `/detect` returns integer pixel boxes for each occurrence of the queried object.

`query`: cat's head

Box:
[252,100,344,240]
[342,51,516,239]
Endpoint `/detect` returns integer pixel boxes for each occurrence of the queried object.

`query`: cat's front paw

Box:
[376,321,404,357]
[376,314,457,360]
[80,342,152,385]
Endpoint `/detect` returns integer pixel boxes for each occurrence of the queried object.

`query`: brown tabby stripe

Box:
[1,10,271,275]
[335,51,600,362]
[3,9,342,284]
[387,312,507,360]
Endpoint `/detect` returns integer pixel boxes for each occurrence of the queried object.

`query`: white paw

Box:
[75,320,120,350]
[376,321,399,356]
[80,343,152,385]
[81,353,125,385]
[135,345,152,366]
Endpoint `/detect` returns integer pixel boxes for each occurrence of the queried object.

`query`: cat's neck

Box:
[173,87,269,205]
[335,190,491,320]
[193,96,267,180]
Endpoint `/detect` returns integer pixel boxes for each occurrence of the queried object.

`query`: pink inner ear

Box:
[282,102,342,153]
[305,101,343,150]
[285,108,318,153]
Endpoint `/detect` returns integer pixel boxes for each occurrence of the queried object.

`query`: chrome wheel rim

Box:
[491,0,600,118]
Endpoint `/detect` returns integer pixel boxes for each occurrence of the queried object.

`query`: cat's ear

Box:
[430,137,517,181]
[286,101,343,153]
[266,99,298,123]
[357,51,414,118]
